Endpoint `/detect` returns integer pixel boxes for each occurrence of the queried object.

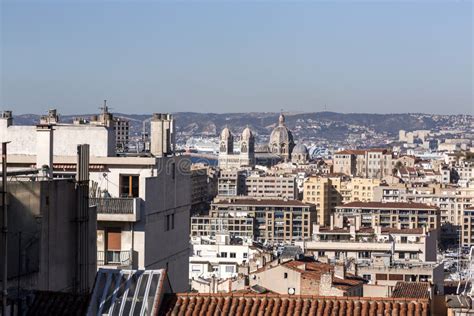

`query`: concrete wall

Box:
[250,265,301,295]
[144,156,191,292]
[0,120,114,157]
[2,180,96,293]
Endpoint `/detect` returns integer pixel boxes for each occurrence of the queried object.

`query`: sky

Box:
[0,1,472,115]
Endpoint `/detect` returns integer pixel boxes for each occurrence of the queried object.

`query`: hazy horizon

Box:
[10,110,472,117]
[1,1,472,115]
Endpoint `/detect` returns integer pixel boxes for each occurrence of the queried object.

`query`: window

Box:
[284,272,288,279]
[362,274,371,281]
[225,266,235,273]
[358,251,370,259]
[230,252,236,258]
[196,250,201,256]
[191,265,201,272]
[165,214,175,231]
[220,252,228,258]
[243,253,248,259]
[409,253,419,260]
[399,252,405,259]
[120,175,139,197]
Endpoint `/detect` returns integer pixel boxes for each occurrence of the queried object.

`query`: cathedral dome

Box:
[220,127,232,140]
[269,125,294,145]
[241,127,253,140]
[293,143,308,155]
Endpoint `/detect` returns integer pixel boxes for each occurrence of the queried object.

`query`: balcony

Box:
[97,250,134,268]
[90,197,141,222]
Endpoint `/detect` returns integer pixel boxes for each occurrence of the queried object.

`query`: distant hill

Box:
[9,112,472,142]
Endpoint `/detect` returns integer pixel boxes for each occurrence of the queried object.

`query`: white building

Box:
[189,235,266,281]
[1,109,192,292]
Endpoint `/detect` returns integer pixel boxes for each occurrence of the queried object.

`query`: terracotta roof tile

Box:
[392,282,431,299]
[158,293,430,316]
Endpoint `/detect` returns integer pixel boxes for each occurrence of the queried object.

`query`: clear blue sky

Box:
[1,1,472,115]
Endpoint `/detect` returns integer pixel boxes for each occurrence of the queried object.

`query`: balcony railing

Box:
[90,197,141,222]
[97,250,133,267]
[90,197,135,214]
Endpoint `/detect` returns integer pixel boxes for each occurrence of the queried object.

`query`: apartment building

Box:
[303,176,380,226]
[113,117,130,151]
[334,201,441,230]
[190,215,256,240]
[374,183,473,227]
[356,257,444,294]
[189,234,267,281]
[190,166,213,213]
[0,178,96,295]
[333,149,392,179]
[217,169,246,196]
[245,174,297,200]
[210,198,316,244]
[1,109,192,292]
[297,224,437,263]
[462,207,474,247]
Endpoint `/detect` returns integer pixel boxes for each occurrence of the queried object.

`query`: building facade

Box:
[334,201,441,231]
[210,198,316,244]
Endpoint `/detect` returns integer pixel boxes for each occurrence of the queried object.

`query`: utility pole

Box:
[2,142,8,315]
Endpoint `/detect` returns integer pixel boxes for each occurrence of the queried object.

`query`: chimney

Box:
[150,113,174,157]
[1,111,13,127]
[36,125,54,178]
[334,263,346,279]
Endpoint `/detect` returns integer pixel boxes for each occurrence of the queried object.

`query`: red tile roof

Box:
[392,282,431,299]
[338,201,439,210]
[158,293,430,316]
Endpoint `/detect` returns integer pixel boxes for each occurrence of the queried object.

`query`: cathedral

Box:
[268,113,295,162]
[218,113,307,169]
[218,127,255,169]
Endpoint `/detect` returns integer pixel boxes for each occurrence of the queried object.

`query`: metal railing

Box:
[90,197,136,214]
[97,250,133,267]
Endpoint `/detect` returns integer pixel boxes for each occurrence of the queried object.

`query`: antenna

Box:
[99,99,113,114]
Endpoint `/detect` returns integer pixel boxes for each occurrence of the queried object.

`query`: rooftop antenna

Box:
[99,100,112,114]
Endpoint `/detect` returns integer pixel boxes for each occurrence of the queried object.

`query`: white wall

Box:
[0,120,115,157]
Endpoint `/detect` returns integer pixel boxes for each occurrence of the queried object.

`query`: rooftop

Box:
[158,293,430,316]
[213,198,311,207]
[392,282,431,299]
[338,201,439,211]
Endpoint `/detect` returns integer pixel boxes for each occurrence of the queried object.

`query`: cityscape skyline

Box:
[1,1,472,115]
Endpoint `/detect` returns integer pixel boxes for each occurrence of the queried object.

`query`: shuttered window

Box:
[107,229,121,250]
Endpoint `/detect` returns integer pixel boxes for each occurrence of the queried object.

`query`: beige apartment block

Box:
[462,208,474,247]
[303,176,380,226]
[334,201,441,231]
[210,198,316,244]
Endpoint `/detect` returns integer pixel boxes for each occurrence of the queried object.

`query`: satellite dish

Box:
[288,288,295,295]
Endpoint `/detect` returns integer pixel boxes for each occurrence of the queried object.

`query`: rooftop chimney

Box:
[36,125,54,178]
[150,113,174,157]
[0,111,13,127]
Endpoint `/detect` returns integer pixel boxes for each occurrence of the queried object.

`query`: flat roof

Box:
[337,201,439,211]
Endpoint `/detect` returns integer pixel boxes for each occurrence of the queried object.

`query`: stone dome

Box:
[220,127,232,140]
[269,125,294,145]
[293,143,308,155]
[241,127,253,140]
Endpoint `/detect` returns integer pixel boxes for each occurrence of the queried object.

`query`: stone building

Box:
[218,127,255,169]
[269,113,295,162]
